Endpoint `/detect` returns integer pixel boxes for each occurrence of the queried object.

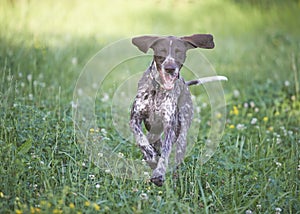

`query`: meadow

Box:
[0,0,299,213]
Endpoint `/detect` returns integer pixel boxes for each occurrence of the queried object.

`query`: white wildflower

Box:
[71,57,78,65]
[276,138,281,144]
[139,193,149,200]
[118,152,124,158]
[275,161,282,167]
[89,174,95,180]
[77,88,83,96]
[101,93,109,102]
[236,123,246,130]
[233,89,240,98]
[28,94,33,100]
[250,101,255,108]
[250,118,257,125]
[92,83,98,89]
[70,101,78,109]
[101,128,107,135]
[7,75,13,81]
[284,80,290,87]
[27,74,32,82]
[275,207,282,214]
[202,102,208,108]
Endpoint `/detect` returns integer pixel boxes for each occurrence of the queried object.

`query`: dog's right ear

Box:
[181,34,215,49]
[132,36,160,53]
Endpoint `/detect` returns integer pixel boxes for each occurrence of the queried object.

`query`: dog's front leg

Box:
[151,125,175,186]
[130,110,157,165]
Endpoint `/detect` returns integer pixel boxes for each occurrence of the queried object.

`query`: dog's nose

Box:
[164,64,177,74]
[165,67,176,74]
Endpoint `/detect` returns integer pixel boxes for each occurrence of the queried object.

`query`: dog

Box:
[130,34,227,186]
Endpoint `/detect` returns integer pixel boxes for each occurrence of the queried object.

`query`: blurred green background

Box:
[1,0,300,96]
[0,0,299,213]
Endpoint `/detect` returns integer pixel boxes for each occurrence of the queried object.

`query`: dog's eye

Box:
[158,49,167,54]
[175,50,183,56]
[155,55,165,62]
[175,50,185,61]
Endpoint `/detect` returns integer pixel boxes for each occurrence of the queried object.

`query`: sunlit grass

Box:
[0,0,299,213]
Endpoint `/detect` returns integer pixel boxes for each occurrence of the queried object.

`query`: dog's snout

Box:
[163,59,177,74]
[164,66,176,74]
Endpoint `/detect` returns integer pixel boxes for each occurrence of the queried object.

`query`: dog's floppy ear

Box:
[181,34,215,49]
[132,36,160,53]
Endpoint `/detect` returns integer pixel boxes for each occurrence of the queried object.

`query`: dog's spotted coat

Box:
[130,34,217,186]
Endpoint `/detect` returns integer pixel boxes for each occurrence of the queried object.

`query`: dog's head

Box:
[132,34,214,90]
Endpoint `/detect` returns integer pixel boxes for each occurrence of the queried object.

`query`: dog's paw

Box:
[150,175,164,187]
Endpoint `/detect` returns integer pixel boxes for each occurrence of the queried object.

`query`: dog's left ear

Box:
[181,34,215,49]
[132,36,160,53]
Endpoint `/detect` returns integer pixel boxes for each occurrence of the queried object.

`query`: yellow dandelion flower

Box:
[274,111,280,116]
[52,209,62,214]
[31,207,41,214]
[39,200,47,206]
[230,106,239,116]
[15,209,23,214]
[263,117,268,122]
[84,201,91,207]
[158,191,163,195]
[69,203,75,209]
[216,112,222,119]
[93,203,100,211]
[89,128,95,132]
[229,124,235,129]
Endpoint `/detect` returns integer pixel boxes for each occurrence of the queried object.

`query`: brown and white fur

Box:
[130,34,227,186]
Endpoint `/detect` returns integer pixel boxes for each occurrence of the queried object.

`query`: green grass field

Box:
[0,0,299,213]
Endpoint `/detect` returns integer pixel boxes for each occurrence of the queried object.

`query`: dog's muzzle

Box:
[159,57,179,90]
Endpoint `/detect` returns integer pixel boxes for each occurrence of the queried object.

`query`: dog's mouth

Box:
[159,67,179,90]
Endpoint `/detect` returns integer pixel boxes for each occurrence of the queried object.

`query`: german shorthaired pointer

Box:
[130,34,227,186]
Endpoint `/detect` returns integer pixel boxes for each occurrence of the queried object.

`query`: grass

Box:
[0,0,300,213]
